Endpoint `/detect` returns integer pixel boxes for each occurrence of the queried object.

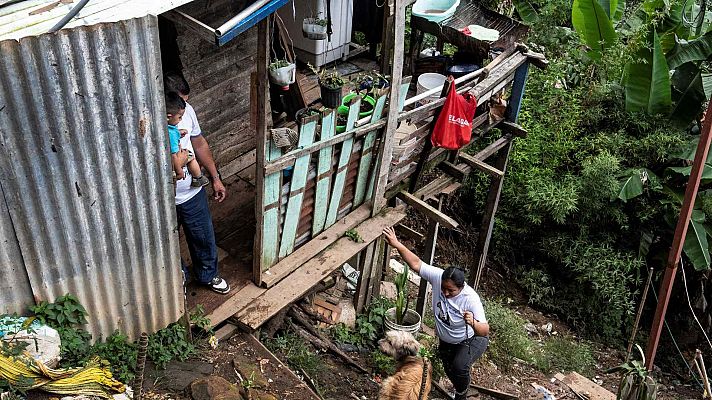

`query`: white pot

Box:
[269,63,296,87]
[384,307,421,335]
[302,18,328,40]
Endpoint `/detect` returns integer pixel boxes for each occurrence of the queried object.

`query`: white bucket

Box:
[416,73,447,105]
[384,308,421,335]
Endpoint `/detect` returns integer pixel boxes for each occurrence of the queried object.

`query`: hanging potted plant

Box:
[309,63,345,109]
[268,59,296,90]
[302,16,328,40]
[384,266,421,334]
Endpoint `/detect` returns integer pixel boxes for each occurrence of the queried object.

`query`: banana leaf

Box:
[683,218,711,271]
[625,29,672,114]
[670,62,706,123]
[572,0,617,59]
[513,0,539,24]
[666,31,712,69]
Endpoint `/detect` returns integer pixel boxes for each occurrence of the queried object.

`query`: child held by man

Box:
[165,92,209,188]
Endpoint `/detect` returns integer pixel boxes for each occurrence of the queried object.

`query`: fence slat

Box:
[324,98,362,228]
[367,81,412,200]
[312,110,336,235]
[278,117,318,258]
[262,139,283,270]
[354,95,387,206]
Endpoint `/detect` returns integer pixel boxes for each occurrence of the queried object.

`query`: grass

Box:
[486,300,595,374]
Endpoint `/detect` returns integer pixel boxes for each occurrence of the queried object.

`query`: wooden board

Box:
[324,99,362,228]
[236,206,408,330]
[397,191,459,229]
[278,116,318,258]
[353,95,387,206]
[555,372,615,400]
[260,204,372,288]
[312,110,336,235]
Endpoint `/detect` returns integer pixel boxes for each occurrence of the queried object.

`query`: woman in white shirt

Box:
[383,227,489,400]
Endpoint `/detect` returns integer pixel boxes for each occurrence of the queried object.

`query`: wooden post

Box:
[469,61,529,289]
[253,18,271,284]
[354,242,377,313]
[416,195,443,316]
[379,0,395,74]
[372,0,406,214]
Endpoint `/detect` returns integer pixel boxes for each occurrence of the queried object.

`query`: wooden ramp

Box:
[222,205,406,331]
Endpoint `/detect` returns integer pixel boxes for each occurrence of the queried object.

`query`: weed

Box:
[30,294,87,329]
[0,314,35,358]
[240,371,257,390]
[57,327,92,367]
[485,300,536,371]
[265,329,321,378]
[190,305,213,335]
[345,229,363,243]
[535,336,595,375]
[147,323,195,369]
[371,350,396,376]
[93,331,138,383]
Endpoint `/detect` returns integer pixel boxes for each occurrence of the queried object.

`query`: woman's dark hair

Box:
[164,71,190,96]
[442,266,466,288]
[165,91,186,115]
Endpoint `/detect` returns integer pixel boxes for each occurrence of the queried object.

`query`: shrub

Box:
[535,336,595,375]
[92,331,138,383]
[485,300,536,370]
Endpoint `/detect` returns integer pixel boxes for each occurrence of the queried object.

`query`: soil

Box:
[336,114,348,127]
[360,101,374,114]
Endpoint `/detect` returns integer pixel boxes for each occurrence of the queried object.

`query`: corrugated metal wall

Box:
[0,15,184,340]
[0,184,34,315]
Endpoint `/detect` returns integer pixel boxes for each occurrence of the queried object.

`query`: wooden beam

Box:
[236,206,408,330]
[397,191,458,229]
[395,223,425,243]
[163,10,217,45]
[261,204,373,288]
[499,121,527,138]
[416,195,442,316]
[438,161,468,181]
[252,18,270,285]
[354,242,377,313]
[372,0,407,214]
[474,134,512,161]
[459,153,503,177]
[263,119,387,175]
[470,384,519,400]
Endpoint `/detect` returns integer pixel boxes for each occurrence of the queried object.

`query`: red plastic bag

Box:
[431,78,478,150]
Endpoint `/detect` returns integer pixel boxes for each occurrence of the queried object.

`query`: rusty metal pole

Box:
[645,104,712,371]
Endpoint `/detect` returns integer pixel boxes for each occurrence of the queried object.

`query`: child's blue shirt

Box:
[168,124,180,154]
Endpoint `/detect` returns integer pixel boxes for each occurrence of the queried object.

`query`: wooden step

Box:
[235,206,407,330]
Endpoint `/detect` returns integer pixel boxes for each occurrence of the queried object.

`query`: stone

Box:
[245,389,277,400]
[190,376,244,400]
[144,360,215,391]
[233,359,268,388]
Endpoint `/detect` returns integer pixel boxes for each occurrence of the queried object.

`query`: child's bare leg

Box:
[171,153,185,180]
[187,159,203,178]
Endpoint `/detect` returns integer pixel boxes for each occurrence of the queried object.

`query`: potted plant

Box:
[268,59,296,90]
[302,16,328,40]
[384,265,421,334]
[309,63,345,109]
[606,345,658,400]
[341,93,376,118]
[351,71,390,98]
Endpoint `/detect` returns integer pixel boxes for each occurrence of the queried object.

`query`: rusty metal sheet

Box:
[0,16,184,340]
[0,183,34,315]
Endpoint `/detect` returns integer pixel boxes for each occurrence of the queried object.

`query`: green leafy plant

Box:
[0,315,35,358]
[371,350,397,376]
[147,323,195,369]
[345,229,363,243]
[607,345,658,400]
[535,336,596,374]
[30,294,88,328]
[57,327,92,367]
[269,59,292,71]
[190,305,213,334]
[393,266,410,325]
[308,63,346,89]
[92,331,138,383]
[485,300,536,371]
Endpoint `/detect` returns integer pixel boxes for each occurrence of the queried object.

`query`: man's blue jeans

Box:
[176,188,217,284]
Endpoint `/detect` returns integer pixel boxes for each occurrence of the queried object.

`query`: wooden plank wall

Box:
[174,0,257,186]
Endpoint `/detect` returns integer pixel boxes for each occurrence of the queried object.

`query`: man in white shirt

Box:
[165,72,229,294]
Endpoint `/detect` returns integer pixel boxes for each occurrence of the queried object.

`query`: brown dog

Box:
[378,330,432,400]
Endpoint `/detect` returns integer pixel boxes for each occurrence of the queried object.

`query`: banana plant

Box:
[606,345,658,400]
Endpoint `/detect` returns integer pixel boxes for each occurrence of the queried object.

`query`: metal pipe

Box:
[216,0,272,36]
[645,102,712,371]
[47,0,90,33]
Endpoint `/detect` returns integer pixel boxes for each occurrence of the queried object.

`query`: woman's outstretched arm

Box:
[382,227,422,274]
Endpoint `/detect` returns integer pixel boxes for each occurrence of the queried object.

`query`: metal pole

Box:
[645,103,712,370]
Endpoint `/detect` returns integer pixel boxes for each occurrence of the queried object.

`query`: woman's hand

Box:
[463,311,490,336]
[382,227,400,247]
[463,311,475,326]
